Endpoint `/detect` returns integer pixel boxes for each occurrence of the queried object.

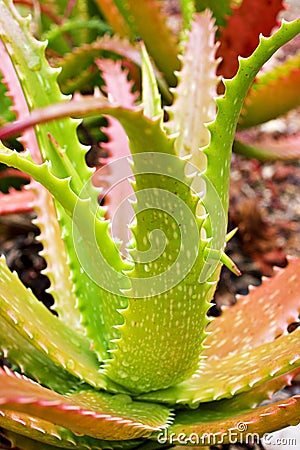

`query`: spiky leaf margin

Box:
[203,258,300,358]
[0,256,108,389]
[234,131,300,160]
[0,368,172,441]
[216,0,284,79]
[94,0,180,86]
[0,409,143,449]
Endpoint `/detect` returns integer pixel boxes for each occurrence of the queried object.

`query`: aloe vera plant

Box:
[1,0,300,448]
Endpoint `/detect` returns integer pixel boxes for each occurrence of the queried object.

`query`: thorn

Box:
[220,251,241,276]
[226,227,238,242]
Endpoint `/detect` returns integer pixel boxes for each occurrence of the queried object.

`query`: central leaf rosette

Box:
[72,146,224,393]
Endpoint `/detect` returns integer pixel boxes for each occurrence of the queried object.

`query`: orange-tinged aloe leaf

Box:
[0,409,145,449]
[162,392,300,445]
[239,52,300,129]
[0,369,172,441]
[166,11,219,167]
[234,132,300,160]
[93,0,133,38]
[138,326,300,406]
[203,258,300,358]
[1,0,116,357]
[96,0,180,86]
[217,0,284,79]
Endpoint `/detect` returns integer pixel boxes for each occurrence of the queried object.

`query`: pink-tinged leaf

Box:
[93,0,133,38]
[234,131,300,160]
[166,11,219,169]
[203,257,300,358]
[0,96,113,139]
[225,367,300,410]
[0,38,41,162]
[92,59,137,252]
[239,52,300,129]
[0,187,34,214]
[96,0,180,86]
[217,0,285,80]
[0,369,172,441]
[0,167,30,180]
[0,409,143,449]
[165,392,300,445]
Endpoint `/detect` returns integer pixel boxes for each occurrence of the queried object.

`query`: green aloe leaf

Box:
[138,327,300,406]
[0,21,84,333]
[0,142,132,363]
[166,11,219,165]
[179,0,195,30]
[57,35,138,94]
[0,369,172,440]
[0,255,107,389]
[195,0,234,26]
[102,13,220,394]
[0,0,91,188]
[0,316,86,394]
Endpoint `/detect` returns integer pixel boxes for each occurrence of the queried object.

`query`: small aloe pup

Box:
[1,1,300,448]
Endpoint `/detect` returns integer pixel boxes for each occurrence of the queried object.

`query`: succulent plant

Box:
[0,0,300,448]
